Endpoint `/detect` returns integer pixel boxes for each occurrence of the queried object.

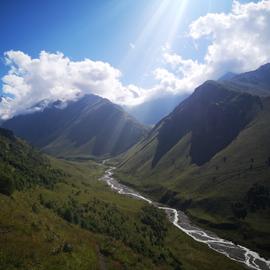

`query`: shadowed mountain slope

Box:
[2,94,148,158]
[151,81,262,167]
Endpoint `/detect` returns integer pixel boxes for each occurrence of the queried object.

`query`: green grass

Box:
[0,156,245,270]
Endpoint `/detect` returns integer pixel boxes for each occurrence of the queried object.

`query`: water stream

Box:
[100,168,270,270]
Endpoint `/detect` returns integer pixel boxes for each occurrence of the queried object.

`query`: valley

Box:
[1,1,270,269]
[1,63,270,269]
[0,129,245,270]
[117,67,270,260]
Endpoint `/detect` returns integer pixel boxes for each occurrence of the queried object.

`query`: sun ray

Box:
[120,0,189,86]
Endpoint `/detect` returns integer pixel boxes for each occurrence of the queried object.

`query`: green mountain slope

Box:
[117,82,270,258]
[0,128,62,195]
[2,94,148,158]
[0,128,244,270]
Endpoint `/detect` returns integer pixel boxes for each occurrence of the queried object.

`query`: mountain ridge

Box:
[220,63,270,97]
[2,94,149,158]
[151,80,262,167]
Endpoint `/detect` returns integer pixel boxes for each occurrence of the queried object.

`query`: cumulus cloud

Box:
[0,50,144,119]
[154,0,270,95]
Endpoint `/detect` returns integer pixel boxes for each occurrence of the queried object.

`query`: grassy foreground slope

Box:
[117,87,270,258]
[0,128,244,269]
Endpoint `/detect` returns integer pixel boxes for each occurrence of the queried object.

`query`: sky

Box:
[1,0,270,119]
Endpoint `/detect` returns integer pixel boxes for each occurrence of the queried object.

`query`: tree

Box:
[140,205,167,244]
[63,208,74,223]
[232,202,247,219]
[63,242,73,253]
[0,174,15,196]
[247,184,270,211]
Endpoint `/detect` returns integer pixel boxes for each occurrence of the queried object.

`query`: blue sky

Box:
[1,0,269,120]
[0,0,254,87]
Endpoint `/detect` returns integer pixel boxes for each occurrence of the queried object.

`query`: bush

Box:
[140,205,167,244]
[63,242,73,253]
[0,173,15,196]
[231,202,247,219]
[247,184,270,211]
[63,208,74,223]
[0,130,63,194]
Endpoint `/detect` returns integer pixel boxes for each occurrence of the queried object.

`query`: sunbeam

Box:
[120,0,189,86]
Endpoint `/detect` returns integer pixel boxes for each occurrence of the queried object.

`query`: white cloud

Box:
[0,50,145,119]
[154,0,270,95]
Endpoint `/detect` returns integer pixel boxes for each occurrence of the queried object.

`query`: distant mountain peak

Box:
[2,93,148,158]
[257,62,270,71]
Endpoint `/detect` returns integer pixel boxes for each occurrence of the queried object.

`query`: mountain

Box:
[117,74,270,257]
[118,80,264,174]
[151,81,262,167]
[2,94,148,158]
[221,63,270,96]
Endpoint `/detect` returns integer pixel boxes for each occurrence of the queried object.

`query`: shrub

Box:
[247,184,270,211]
[140,205,167,244]
[63,242,73,253]
[0,173,15,196]
[231,202,247,219]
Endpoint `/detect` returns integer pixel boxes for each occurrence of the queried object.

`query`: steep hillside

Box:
[2,94,148,158]
[0,128,62,195]
[151,81,262,167]
[117,81,270,258]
